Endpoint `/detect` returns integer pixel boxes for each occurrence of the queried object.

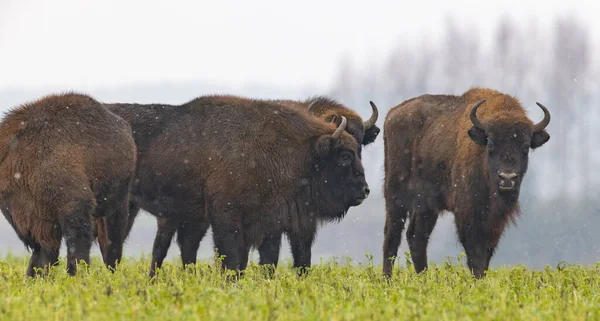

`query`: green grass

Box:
[1,253,600,320]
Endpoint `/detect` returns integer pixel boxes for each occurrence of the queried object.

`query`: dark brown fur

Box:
[0,93,136,277]
[96,95,369,276]
[382,88,551,278]
[255,97,380,270]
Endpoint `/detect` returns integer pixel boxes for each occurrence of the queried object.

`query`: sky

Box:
[0,0,598,92]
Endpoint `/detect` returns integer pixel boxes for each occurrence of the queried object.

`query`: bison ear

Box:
[314,135,333,159]
[467,127,487,145]
[362,125,380,145]
[531,130,550,149]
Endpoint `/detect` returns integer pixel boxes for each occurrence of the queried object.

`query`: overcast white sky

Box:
[0,0,597,90]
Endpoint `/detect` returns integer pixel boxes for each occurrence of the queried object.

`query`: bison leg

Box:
[258,232,282,276]
[26,247,43,278]
[177,219,210,269]
[210,214,243,274]
[238,242,252,273]
[406,209,439,273]
[382,199,409,278]
[59,198,94,276]
[457,226,494,279]
[96,178,134,271]
[27,245,60,278]
[40,248,60,270]
[149,217,177,278]
[99,212,127,271]
[288,232,315,275]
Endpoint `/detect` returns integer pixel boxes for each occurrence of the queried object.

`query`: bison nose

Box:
[363,186,370,198]
[498,171,518,190]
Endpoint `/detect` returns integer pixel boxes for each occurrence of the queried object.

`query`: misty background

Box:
[1,1,599,269]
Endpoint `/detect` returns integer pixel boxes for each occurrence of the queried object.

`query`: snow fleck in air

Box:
[184,159,189,164]
[513,133,517,138]
[13,172,21,179]
[20,121,25,126]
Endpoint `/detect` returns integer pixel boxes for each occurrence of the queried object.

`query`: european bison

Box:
[0,93,136,277]
[98,95,369,276]
[382,88,551,278]
[255,97,380,271]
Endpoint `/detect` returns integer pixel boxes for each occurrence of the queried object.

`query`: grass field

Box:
[1,253,599,320]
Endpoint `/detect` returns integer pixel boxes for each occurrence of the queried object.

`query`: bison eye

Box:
[522,144,530,154]
[340,153,352,164]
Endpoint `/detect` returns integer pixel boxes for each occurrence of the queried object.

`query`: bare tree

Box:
[549,15,590,199]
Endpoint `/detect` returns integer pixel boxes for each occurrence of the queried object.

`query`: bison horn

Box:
[332,116,347,139]
[532,102,551,132]
[307,101,318,115]
[469,100,487,130]
[362,101,379,130]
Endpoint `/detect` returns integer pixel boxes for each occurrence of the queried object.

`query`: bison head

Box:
[310,116,370,219]
[308,101,380,149]
[467,100,551,199]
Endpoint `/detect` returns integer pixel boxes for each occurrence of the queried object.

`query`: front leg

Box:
[288,231,315,275]
[456,219,495,279]
[258,232,282,276]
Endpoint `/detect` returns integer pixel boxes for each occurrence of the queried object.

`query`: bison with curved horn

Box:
[255,97,380,271]
[382,88,551,278]
[96,95,369,277]
[0,93,136,277]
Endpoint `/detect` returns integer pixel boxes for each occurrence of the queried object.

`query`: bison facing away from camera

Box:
[383,88,551,278]
[0,93,136,277]
[101,95,369,276]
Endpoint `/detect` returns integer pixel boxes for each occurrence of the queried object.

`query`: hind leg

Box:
[149,217,177,278]
[177,219,210,269]
[406,208,439,273]
[26,247,43,278]
[382,195,409,277]
[59,198,95,276]
[96,179,134,271]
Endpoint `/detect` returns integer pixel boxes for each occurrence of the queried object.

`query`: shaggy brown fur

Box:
[96,95,369,276]
[254,97,380,270]
[382,88,551,278]
[0,93,136,277]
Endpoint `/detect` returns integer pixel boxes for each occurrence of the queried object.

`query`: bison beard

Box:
[0,93,136,277]
[382,88,551,279]
[100,96,369,277]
